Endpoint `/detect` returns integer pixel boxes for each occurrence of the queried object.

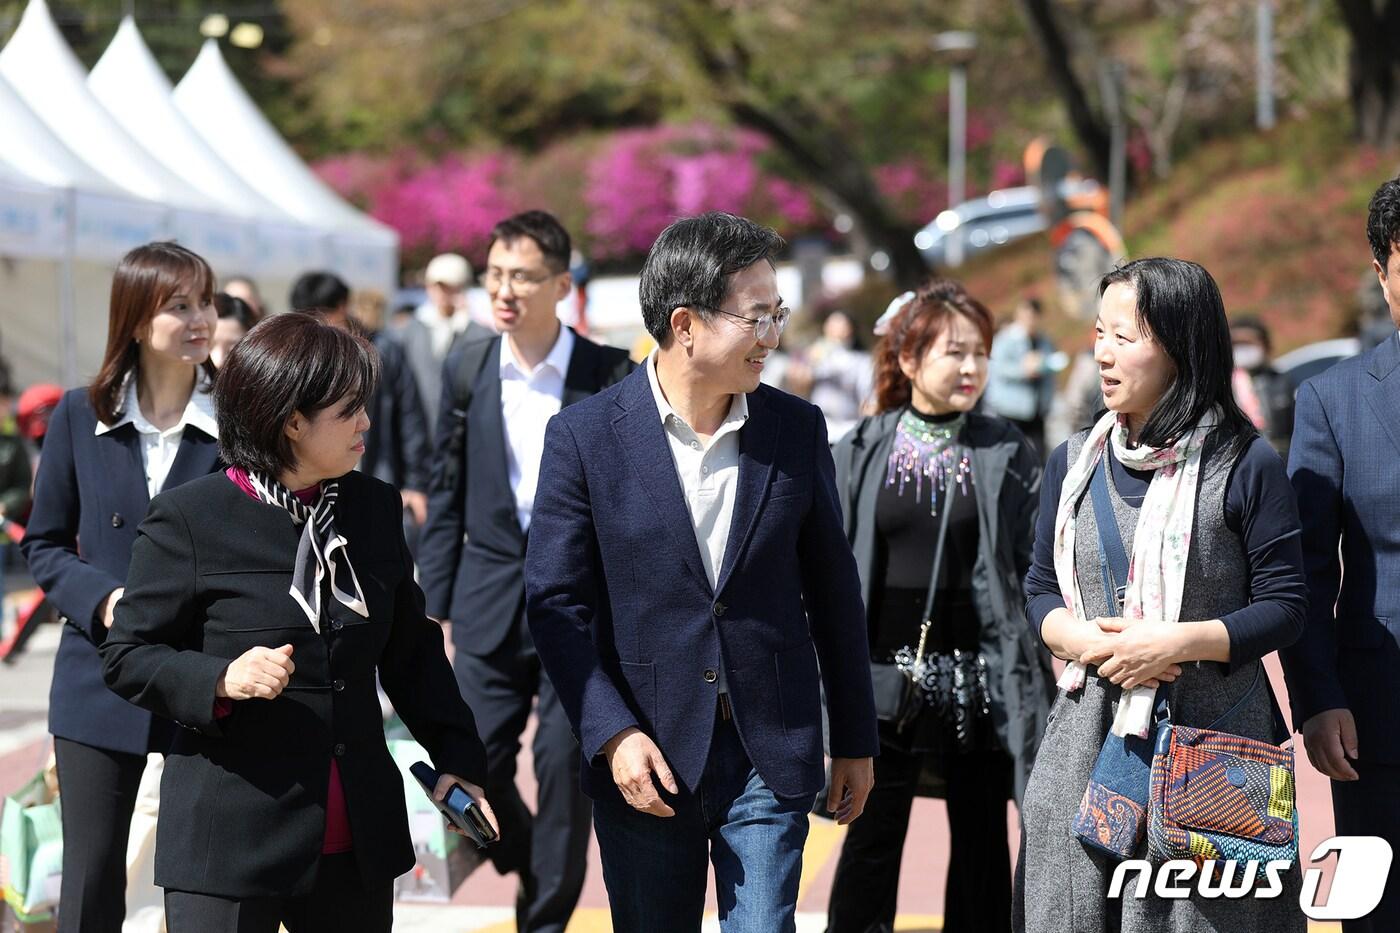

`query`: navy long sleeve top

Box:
[1023,435,1306,670]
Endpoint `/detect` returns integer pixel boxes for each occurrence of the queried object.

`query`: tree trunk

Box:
[1335,0,1400,146]
[1014,0,1113,180]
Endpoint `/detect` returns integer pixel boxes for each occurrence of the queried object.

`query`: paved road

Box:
[0,575,1346,931]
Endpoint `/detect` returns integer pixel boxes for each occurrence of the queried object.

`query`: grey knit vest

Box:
[1065,429,1276,739]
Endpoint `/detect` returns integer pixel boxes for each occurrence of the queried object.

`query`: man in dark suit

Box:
[418,211,631,933]
[525,212,878,931]
[1285,175,1400,932]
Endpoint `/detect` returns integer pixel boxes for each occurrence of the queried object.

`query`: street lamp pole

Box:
[932,31,977,267]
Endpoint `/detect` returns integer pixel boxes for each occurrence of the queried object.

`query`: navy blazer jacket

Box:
[418,331,633,656]
[524,366,879,802]
[1285,334,1400,764]
[20,387,221,755]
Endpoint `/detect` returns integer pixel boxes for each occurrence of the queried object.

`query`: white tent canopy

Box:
[174,40,398,289]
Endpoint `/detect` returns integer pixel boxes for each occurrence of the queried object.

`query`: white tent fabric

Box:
[174,40,397,291]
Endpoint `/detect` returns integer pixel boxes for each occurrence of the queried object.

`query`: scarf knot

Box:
[248,471,368,632]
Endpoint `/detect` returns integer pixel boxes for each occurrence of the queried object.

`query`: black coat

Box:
[21,388,220,755]
[100,470,486,898]
[833,410,1056,802]
[418,331,634,655]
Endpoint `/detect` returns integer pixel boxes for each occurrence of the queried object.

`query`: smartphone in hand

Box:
[409,761,498,848]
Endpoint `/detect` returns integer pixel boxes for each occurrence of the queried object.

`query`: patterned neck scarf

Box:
[248,471,368,632]
[1052,410,1217,738]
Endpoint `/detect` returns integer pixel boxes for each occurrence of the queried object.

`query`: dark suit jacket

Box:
[524,366,880,802]
[99,470,487,898]
[361,333,431,492]
[1285,334,1400,763]
[418,330,633,656]
[21,387,220,756]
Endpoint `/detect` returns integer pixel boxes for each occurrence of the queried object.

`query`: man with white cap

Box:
[401,253,493,425]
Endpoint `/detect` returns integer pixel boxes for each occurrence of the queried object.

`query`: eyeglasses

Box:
[482,268,558,294]
[696,305,792,341]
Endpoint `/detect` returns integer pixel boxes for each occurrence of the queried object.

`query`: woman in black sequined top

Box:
[827,280,1055,933]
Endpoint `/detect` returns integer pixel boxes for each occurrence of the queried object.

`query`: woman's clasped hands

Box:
[1078,616,1183,691]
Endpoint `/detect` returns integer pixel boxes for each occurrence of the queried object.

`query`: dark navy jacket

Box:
[21,387,221,755]
[524,366,880,802]
[361,334,431,492]
[1285,334,1400,763]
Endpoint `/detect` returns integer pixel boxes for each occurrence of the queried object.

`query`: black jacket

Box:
[361,333,432,492]
[100,470,486,898]
[418,331,634,655]
[834,410,1055,802]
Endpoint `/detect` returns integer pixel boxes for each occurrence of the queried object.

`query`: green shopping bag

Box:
[0,769,63,923]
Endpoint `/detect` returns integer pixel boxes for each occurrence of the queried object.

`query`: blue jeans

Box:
[592,714,816,933]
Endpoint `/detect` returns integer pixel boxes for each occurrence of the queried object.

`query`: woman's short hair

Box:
[214,313,379,477]
[1098,257,1254,459]
[90,242,216,425]
[873,279,994,413]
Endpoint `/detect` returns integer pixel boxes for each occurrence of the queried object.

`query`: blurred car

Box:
[914,178,1105,266]
[1273,337,1361,393]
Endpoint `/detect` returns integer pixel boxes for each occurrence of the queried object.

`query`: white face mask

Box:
[1233,344,1266,372]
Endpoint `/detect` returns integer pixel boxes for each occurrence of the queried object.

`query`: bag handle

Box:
[1203,663,1293,746]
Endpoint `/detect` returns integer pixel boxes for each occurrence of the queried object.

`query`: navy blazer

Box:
[524,366,879,802]
[418,331,633,656]
[20,387,221,755]
[1285,334,1400,764]
[361,334,431,492]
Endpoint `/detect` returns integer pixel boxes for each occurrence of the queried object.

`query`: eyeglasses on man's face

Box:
[482,267,559,294]
[692,305,792,341]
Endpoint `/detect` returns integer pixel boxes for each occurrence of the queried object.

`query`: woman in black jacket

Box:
[827,280,1055,933]
[21,242,222,933]
[100,313,495,932]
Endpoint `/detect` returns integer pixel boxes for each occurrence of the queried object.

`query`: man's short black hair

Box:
[214,313,378,477]
[1367,176,1400,270]
[638,212,786,344]
[487,210,571,272]
[1229,314,1272,352]
[289,271,351,312]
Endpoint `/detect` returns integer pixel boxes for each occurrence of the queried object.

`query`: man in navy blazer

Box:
[1285,175,1400,932]
[525,212,878,932]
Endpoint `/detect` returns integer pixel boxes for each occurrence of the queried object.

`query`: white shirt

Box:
[500,327,576,532]
[415,302,474,359]
[95,376,218,498]
[645,351,748,590]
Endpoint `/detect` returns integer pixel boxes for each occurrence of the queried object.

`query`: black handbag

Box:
[870,483,956,733]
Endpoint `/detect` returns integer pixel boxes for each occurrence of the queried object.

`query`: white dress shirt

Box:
[500,327,576,532]
[95,376,218,498]
[645,351,749,590]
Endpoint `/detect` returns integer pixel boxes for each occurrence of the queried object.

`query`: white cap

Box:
[425,253,472,289]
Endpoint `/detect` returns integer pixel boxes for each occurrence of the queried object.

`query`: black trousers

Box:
[52,736,148,933]
[827,743,1013,933]
[163,853,391,933]
[453,619,591,933]
[1333,760,1400,933]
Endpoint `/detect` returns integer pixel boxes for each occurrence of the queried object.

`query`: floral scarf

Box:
[1052,410,1216,738]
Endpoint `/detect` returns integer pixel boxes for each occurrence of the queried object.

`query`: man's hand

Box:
[603,727,679,817]
[1082,617,1184,690]
[401,489,428,526]
[217,644,295,700]
[433,773,501,839]
[100,587,125,629]
[826,757,874,826]
[1301,708,1359,781]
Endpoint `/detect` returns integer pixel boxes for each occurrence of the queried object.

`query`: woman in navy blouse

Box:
[22,242,222,933]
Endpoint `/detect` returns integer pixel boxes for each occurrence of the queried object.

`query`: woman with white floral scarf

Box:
[1013,258,1308,932]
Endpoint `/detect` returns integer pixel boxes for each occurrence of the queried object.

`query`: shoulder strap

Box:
[1089,455,1129,613]
[911,476,960,666]
[451,336,497,413]
[433,337,497,495]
